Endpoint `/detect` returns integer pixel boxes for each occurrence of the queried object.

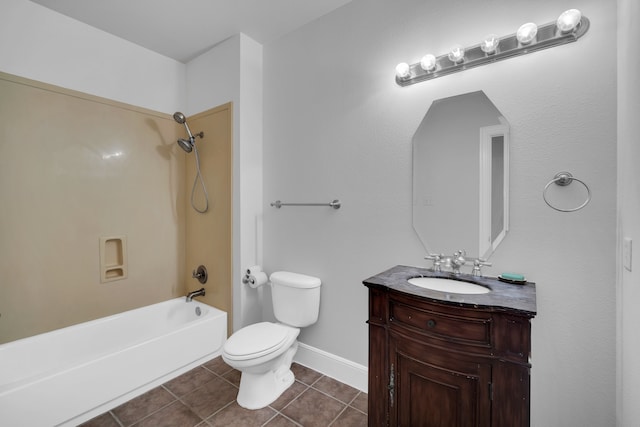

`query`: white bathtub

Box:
[0,298,227,426]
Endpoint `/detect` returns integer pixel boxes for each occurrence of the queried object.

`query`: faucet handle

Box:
[192,265,208,284]
[472,258,492,276]
[424,253,442,262]
[424,253,443,272]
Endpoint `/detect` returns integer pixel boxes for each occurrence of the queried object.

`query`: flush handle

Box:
[427,319,437,328]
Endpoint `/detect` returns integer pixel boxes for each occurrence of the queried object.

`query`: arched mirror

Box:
[412,91,509,259]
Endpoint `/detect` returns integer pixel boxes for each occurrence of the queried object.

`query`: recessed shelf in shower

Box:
[99,236,128,283]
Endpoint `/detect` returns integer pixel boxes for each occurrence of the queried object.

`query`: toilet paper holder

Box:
[243,266,268,288]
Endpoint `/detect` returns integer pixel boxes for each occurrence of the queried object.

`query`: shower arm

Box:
[182,121,194,140]
[183,124,204,141]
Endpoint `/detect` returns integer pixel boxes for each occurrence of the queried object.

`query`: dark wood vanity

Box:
[364,265,536,427]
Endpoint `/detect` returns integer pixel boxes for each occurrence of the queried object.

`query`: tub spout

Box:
[186,288,205,302]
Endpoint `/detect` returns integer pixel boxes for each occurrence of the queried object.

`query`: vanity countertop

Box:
[363,265,536,316]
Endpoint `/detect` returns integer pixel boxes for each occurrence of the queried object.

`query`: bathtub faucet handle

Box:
[192,265,208,284]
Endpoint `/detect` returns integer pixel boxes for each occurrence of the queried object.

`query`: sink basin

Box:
[407,277,490,294]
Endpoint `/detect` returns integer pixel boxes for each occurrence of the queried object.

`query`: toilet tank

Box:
[270,271,321,327]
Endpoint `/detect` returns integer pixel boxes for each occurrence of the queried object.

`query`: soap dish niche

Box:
[100,236,128,283]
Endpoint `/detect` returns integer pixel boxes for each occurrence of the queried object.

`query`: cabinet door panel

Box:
[391,333,491,427]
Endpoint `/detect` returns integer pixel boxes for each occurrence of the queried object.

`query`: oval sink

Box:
[407,277,490,294]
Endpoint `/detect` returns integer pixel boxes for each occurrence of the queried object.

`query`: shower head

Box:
[173,112,186,124]
[177,138,193,153]
[173,111,194,139]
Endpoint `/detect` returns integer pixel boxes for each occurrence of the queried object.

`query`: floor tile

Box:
[313,376,359,404]
[290,363,323,385]
[78,411,121,427]
[163,366,217,397]
[112,386,175,426]
[222,368,241,387]
[202,356,233,375]
[282,388,345,427]
[131,401,202,427]
[331,407,368,426]
[181,376,238,419]
[264,414,301,426]
[350,392,368,414]
[269,380,308,411]
[205,401,276,427]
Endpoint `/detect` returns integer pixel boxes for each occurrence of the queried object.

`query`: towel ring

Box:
[543,172,591,212]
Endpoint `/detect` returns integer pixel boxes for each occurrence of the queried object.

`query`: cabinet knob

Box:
[427,319,437,328]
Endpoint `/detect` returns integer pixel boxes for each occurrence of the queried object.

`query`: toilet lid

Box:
[224,322,292,360]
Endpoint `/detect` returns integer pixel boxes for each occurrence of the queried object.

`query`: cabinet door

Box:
[390,332,491,427]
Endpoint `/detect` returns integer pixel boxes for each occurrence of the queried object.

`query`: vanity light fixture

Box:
[557,9,582,33]
[395,62,411,80]
[516,23,538,44]
[480,34,500,54]
[448,45,465,63]
[420,54,437,72]
[395,9,589,86]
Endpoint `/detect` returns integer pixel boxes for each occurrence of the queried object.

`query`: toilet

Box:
[222,271,321,409]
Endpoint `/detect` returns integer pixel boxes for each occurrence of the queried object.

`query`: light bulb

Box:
[481,34,500,54]
[557,9,582,33]
[517,22,538,44]
[420,54,437,72]
[395,62,411,80]
[448,45,465,63]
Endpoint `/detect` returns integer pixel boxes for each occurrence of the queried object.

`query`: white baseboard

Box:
[293,342,368,393]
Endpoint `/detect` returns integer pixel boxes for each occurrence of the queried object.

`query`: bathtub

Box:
[0,298,226,427]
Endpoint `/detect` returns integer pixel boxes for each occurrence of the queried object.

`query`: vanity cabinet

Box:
[364,266,536,427]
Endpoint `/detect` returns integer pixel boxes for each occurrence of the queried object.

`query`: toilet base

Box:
[235,342,298,410]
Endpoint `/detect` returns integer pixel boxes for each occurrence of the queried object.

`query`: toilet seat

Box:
[223,322,297,361]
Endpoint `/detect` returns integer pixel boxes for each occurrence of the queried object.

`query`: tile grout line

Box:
[108,410,125,427]
[308,381,362,409]
[273,382,310,409]
[169,371,238,423]
[345,391,368,416]
[327,404,350,427]
[202,364,241,390]
[201,399,236,423]
[260,412,280,427]
[267,411,305,427]
[114,396,182,427]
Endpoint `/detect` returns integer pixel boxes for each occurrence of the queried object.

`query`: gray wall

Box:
[263,0,616,426]
[617,0,640,425]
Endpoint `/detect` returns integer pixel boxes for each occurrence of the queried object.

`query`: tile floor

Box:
[81,357,368,427]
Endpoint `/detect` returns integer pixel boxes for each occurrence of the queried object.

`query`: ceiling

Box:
[29,0,352,63]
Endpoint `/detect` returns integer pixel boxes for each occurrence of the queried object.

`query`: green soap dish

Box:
[498,273,526,284]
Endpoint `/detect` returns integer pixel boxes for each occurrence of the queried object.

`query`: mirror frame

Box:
[478,119,510,258]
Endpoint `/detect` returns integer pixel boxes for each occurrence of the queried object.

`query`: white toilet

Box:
[222,271,321,409]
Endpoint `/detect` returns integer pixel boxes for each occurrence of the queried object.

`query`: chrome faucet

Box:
[447,250,468,275]
[426,249,492,276]
[186,287,205,302]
